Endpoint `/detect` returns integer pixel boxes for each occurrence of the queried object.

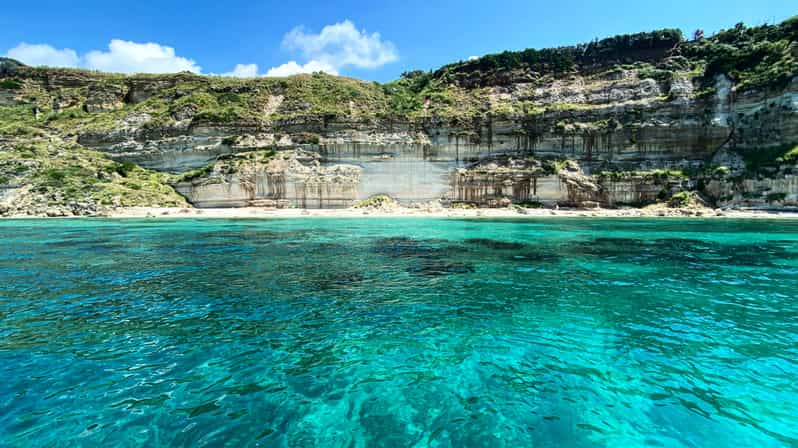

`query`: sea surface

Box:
[1,218,797,447]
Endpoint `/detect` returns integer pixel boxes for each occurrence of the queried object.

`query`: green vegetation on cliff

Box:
[682,17,798,91]
[596,169,688,181]
[136,72,390,124]
[735,143,798,172]
[353,194,397,209]
[1,16,794,128]
[0,137,187,215]
[433,28,683,85]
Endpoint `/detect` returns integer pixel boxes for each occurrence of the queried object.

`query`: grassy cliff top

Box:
[1,16,795,122]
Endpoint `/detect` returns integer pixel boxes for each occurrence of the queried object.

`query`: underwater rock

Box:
[407,260,475,277]
[465,238,526,251]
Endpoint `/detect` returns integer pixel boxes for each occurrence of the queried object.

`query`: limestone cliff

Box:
[0,18,796,214]
[172,149,361,208]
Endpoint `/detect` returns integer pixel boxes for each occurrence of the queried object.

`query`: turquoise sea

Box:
[1,218,797,447]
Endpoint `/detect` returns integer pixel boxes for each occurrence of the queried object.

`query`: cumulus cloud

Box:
[467,55,479,61]
[5,43,80,68]
[262,20,397,77]
[84,40,201,73]
[221,63,260,78]
[265,60,337,77]
[4,39,200,74]
[5,21,397,78]
[282,20,397,69]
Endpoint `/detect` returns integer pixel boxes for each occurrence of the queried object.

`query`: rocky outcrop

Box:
[84,83,127,113]
[448,157,686,207]
[449,156,564,206]
[703,158,798,209]
[172,149,362,208]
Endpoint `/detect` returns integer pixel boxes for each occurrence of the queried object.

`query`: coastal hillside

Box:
[1,17,796,216]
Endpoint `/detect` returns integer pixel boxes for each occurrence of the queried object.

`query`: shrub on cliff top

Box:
[433,28,683,83]
[382,70,432,115]
[681,17,798,91]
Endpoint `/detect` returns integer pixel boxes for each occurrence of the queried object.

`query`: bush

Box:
[353,194,397,209]
[681,17,798,91]
[736,143,798,172]
[44,169,66,184]
[668,191,692,207]
[450,202,476,209]
[107,161,137,177]
[637,67,674,82]
[175,163,215,182]
[777,145,798,163]
[434,28,683,81]
[0,124,46,137]
[767,192,787,202]
[0,79,21,89]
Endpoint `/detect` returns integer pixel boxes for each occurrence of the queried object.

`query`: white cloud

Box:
[5,43,80,68]
[467,55,479,61]
[5,22,397,78]
[4,39,200,74]
[223,63,260,78]
[265,60,337,77]
[263,20,397,77]
[84,39,200,74]
[219,60,336,78]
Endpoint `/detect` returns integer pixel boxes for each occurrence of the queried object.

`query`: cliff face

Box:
[1,19,797,214]
[172,149,362,208]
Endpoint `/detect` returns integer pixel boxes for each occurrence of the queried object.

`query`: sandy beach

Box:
[103,206,798,220]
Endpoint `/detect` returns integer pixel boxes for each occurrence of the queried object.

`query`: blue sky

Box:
[1,0,795,81]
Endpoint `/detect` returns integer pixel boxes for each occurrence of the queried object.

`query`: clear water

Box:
[1,218,797,447]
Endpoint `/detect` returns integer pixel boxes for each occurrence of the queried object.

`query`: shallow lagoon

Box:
[1,218,797,446]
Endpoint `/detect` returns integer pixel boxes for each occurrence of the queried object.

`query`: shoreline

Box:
[98,206,798,219]
[4,206,798,220]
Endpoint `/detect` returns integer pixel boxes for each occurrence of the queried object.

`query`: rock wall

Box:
[705,174,798,209]
[172,150,362,208]
[66,72,781,208]
[448,157,686,208]
[2,49,797,210]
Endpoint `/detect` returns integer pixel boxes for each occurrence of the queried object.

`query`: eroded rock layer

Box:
[172,150,362,208]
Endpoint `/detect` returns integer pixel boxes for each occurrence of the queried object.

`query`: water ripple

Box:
[0,218,797,447]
